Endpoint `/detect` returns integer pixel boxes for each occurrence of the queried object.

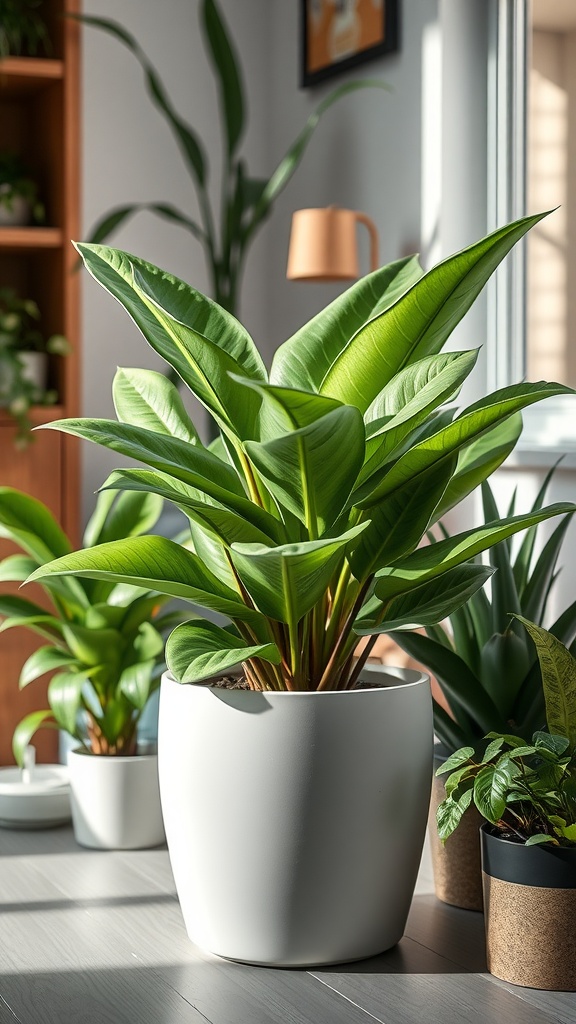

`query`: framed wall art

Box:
[301,0,400,87]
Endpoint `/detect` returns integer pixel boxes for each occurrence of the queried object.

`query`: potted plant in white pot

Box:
[0,487,186,850]
[393,470,576,911]
[0,153,45,227]
[25,212,575,966]
[437,617,576,991]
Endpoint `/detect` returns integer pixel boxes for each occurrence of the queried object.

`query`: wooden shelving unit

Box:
[0,1,81,765]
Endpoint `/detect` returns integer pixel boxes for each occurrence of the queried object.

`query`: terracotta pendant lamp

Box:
[286,206,379,281]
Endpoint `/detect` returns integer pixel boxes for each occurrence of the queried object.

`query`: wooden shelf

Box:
[0,227,63,250]
[0,57,64,95]
[0,406,65,427]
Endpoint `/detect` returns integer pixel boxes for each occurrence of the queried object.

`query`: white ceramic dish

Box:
[0,765,71,829]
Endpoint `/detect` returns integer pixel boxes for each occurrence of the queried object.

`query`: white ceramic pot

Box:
[17,351,48,391]
[68,749,165,850]
[158,664,432,966]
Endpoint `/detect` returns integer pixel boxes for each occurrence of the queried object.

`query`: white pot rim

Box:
[163,664,428,694]
[69,747,158,763]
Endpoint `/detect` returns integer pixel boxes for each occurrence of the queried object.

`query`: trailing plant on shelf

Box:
[393,471,576,753]
[21,212,576,693]
[0,487,187,762]
[436,618,576,847]
[0,287,70,446]
[0,152,45,225]
[0,0,51,58]
[75,0,389,317]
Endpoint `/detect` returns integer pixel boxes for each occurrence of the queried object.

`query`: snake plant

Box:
[394,472,576,753]
[75,0,389,317]
[0,488,186,762]
[25,212,575,693]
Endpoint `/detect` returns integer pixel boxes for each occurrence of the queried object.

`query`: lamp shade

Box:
[286,207,379,281]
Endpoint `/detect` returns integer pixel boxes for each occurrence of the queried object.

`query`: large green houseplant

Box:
[0,487,185,849]
[24,212,576,964]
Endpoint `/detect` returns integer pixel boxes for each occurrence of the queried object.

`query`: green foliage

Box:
[0,487,186,761]
[24,213,576,693]
[0,0,50,58]
[436,620,576,846]
[74,1,390,319]
[0,152,44,221]
[393,469,576,752]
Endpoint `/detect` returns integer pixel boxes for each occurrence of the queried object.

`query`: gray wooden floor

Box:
[0,826,574,1024]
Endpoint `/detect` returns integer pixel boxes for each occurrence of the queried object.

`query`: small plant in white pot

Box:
[437,618,576,990]
[0,153,45,227]
[26,212,575,965]
[0,487,185,850]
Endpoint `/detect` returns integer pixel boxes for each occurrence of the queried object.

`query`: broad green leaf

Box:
[375,502,576,602]
[118,660,155,711]
[525,834,557,847]
[62,623,123,672]
[19,646,77,688]
[432,414,523,523]
[533,731,570,755]
[232,377,343,441]
[320,212,549,410]
[435,746,475,775]
[0,487,71,562]
[12,710,58,767]
[436,789,473,842]
[48,671,86,737]
[230,524,367,625]
[201,0,245,158]
[133,621,164,661]
[271,255,423,391]
[113,367,200,443]
[474,761,519,823]
[356,382,573,508]
[482,737,505,762]
[83,488,163,548]
[166,620,280,683]
[355,564,493,634]
[0,554,38,582]
[43,418,281,540]
[245,405,365,535]
[75,244,266,438]
[515,616,576,752]
[26,535,263,625]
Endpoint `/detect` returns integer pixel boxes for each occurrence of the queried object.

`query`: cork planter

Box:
[158,665,432,967]
[429,754,483,911]
[481,825,576,990]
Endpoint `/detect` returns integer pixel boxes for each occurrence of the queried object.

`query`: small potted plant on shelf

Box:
[25,212,575,967]
[393,471,576,911]
[0,486,187,850]
[436,617,576,991]
[0,153,45,227]
[0,287,70,446]
[0,0,50,58]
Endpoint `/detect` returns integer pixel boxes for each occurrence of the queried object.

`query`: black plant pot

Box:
[481,824,576,990]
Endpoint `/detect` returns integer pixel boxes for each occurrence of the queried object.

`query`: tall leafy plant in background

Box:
[0,488,186,761]
[393,471,576,753]
[76,0,388,316]
[24,213,576,693]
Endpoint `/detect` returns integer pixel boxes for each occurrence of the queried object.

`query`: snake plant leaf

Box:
[479,630,531,720]
[230,525,367,625]
[0,554,38,582]
[12,710,58,767]
[166,620,281,683]
[349,460,455,581]
[245,405,365,535]
[270,255,423,392]
[19,646,77,689]
[374,502,576,603]
[113,367,200,444]
[512,461,560,595]
[118,660,156,711]
[355,564,493,634]
[201,0,244,159]
[248,79,392,239]
[515,616,576,752]
[72,15,207,186]
[0,487,71,562]
[356,382,573,508]
[83,489,164,549]
[75,244,266,436]
[101,469,275,547]
[481,481,523,636]
[82,202,207,248]
[25,535,265,625]
[521,514,573,624]
[431,413,523,523]
[320,212,548,410]
[48,671,86,737]
[44,417,282,540]
[361,350,479,476]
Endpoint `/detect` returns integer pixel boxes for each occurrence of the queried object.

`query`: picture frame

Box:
[301,0,400,88]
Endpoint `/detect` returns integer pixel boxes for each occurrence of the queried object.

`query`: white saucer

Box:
[0,764,71,829]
